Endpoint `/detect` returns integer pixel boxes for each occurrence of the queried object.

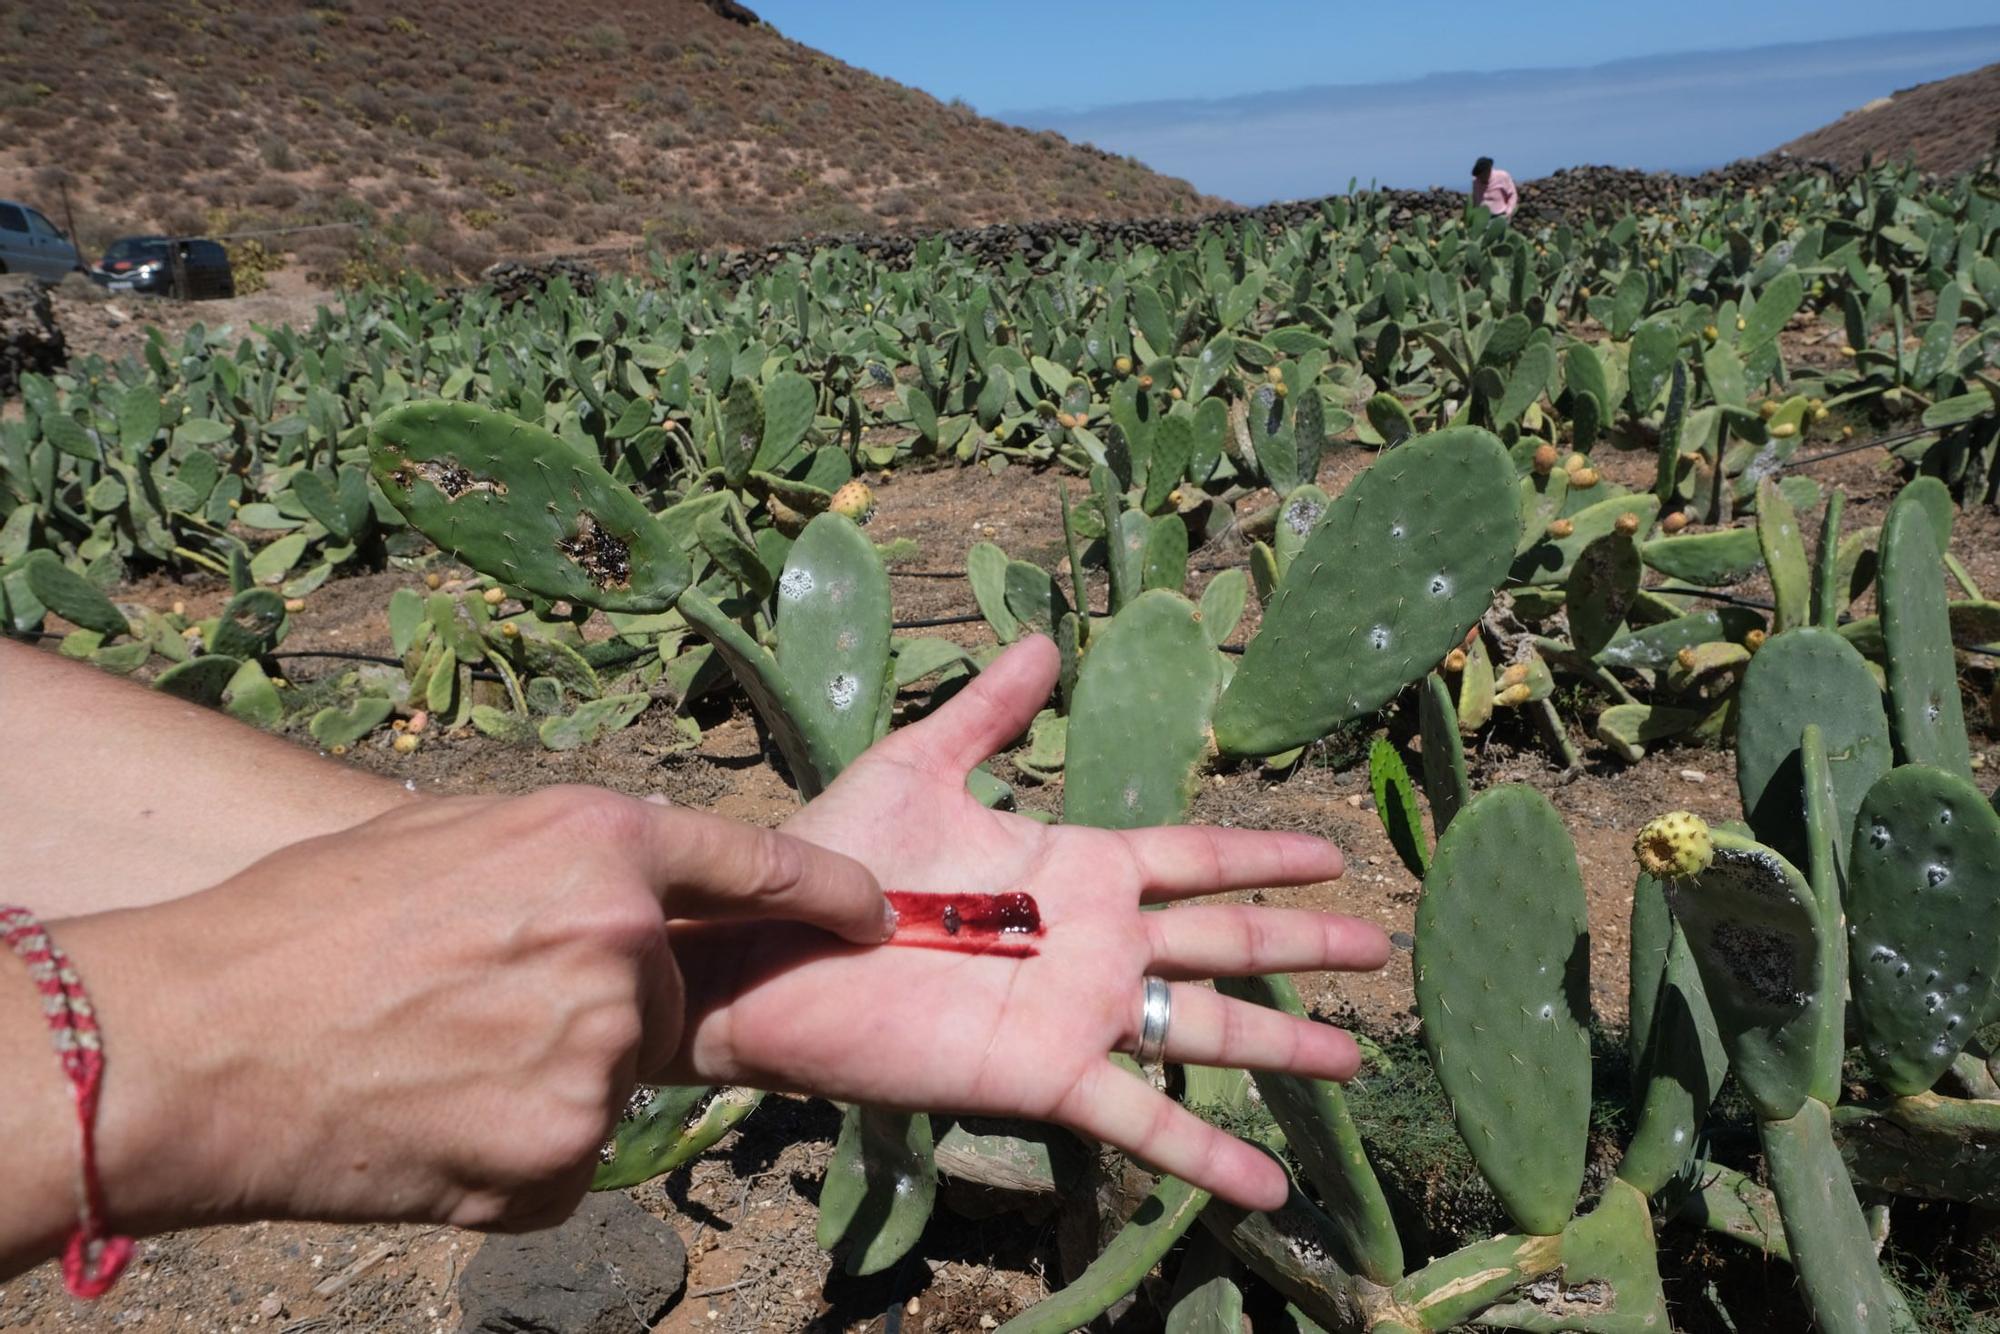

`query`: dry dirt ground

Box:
[6,320,2000,1332]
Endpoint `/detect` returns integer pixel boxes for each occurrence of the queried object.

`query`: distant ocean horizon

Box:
[999,27,2000,204]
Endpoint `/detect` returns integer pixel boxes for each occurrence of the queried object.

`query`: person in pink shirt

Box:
[1472,156,1518,220]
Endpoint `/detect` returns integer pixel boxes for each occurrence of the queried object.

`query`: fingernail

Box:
[643,792,672,807]
[880,899,900,941]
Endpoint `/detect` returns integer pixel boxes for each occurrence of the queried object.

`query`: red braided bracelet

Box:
[1,905,135,1299]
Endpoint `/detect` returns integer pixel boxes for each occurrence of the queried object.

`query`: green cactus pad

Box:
[1272,483,1330,579]
[1417,672,1469,835]
[1736,627,1891,875]
[1594,607,1765,672]
[1064,590,1223,829]
[771,513,892,779]
[1812,489,1846,629]
[593,1085,761,1190]
[1618,899,1727,1196]
[369,401,690,613]
[1513,493,1658,588]
[1369,738,1429,878]
[1755,477,1810,633]
[1471,1178,1669,1332]
[1799,725,1849,1106]
[25,556,128,638]
[1216,974,1404,1285]
[1565,531,1640,658]
[817,1106,936,1276]
[1415,785,1590,1236]
[1640,527,1764,587]
[997,1177,1206,1334]
[1847,765,2000,1096]
[1760,1098,1897,1334]
[1879,492,1972,778]
[1666,830,1825,1121]
[1215,427,1517,757]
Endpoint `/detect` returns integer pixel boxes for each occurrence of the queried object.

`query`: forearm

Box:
[0,638,414,916]
[0,904,231,1284]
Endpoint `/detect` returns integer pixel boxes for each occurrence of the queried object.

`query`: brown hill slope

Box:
[0,0,1218,282]
[1780,61,2000,173]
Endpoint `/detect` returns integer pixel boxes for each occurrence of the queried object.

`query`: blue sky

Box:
[754,3,2000,201]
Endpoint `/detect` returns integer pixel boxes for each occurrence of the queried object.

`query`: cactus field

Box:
[9,158,2000,1330]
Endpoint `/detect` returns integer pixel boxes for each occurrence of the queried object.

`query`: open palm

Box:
[663,637,1387,1209]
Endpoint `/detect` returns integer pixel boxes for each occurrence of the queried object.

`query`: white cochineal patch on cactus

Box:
[827,673,860,710]
[778,568,815,601]
[1283,497,1324,535]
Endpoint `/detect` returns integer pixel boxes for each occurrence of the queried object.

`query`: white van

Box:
[0,200,83,281]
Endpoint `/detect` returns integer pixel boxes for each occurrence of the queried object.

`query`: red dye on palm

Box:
[883,891,1043,958]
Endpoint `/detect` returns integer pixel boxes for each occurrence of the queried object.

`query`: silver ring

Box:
[1133,975,1172,1066]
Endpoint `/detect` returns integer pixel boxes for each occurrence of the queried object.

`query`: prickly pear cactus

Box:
[1063,590,1223,829]
[1760,1099,1897,1334]
[369,402,690,613]
[1661,822,1825,1122]
[1415,784,1590,1236]
[1215,427,1518,756]
[1735,627,1891,874]
[1879,492,1973,779]
[1633,811,1714,881]
[1847,765,2000,1095]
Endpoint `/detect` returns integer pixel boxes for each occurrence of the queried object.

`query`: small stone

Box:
[257,1295,284,1321]
[455,1192,686,1334]
[1389,930,1415,950]
[1677,769,1708,784]
[980,1318,998,1330]
[1346,794,1364,809]
[905,1297,921,1316]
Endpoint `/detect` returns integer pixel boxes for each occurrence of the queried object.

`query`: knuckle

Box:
[537,785,641,841]
[744,828,806,899]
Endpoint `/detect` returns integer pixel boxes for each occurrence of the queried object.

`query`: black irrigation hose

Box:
[888,558,1248,581]
[1787,424,1938,469]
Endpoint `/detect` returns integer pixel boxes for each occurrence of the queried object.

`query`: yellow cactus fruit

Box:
[1744,628,1767,653]
[1634,811,1714,880]
[1571,467,1601,489]
[483,586,507,605]
[1138,375,1154,389]
[1445,648,1468,673]
[1495,683,1532,708]
[1614,512,1640,536]
[1771,422,1796,438]
[393,733,421,755]
[830,480,877,525]
[500,622,520,639]
[1758,400,1779,419]
[1114,356,1133,376]
[283,597,306,613]
[424,573,442,590]
[1703,324,1719,342]
[1500,663,1529,687]
[1676,647,1698,672]
[1533,444,1559,475]
[1564,452,1589,473]
[1662,511,1689,534]
[1266,365,1284,385]
[1169,387,1183,400]
[1548,518,1574,539]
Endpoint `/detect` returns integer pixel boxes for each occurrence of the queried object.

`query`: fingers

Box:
[1144,906,1391,980]
[1141,985,1362,1081]
[1062,1063,1290,1212]
[1120,825,1344,902]
[635,801,891,945]
[883,635,1058,777]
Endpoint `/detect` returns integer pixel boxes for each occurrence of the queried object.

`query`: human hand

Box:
[53,788,885,1238]
[665,637,1389,1211]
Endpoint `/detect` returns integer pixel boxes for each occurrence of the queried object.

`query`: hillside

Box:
[1780,60,2000,173]
[0,0,1218,284]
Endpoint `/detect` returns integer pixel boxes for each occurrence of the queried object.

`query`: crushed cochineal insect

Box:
[883,891,1043,958]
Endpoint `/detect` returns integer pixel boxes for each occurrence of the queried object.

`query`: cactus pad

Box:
[1735,627,1890,874]
[1665,830,1825,1121]
[1759,1098,1896,1334]
[1415,784,1591,1236]
[1879,492,1973,778]
[369,401,689,613]
[1064,591,1223,829]
[1847,765,2000,1095]
[1215,427,1517,756]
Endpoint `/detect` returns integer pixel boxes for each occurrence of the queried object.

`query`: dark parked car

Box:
[90,236,236,299]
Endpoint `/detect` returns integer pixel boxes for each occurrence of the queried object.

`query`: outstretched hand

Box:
[666,636,1389,1211]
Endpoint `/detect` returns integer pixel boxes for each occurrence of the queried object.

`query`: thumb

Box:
[635,801,891,945]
